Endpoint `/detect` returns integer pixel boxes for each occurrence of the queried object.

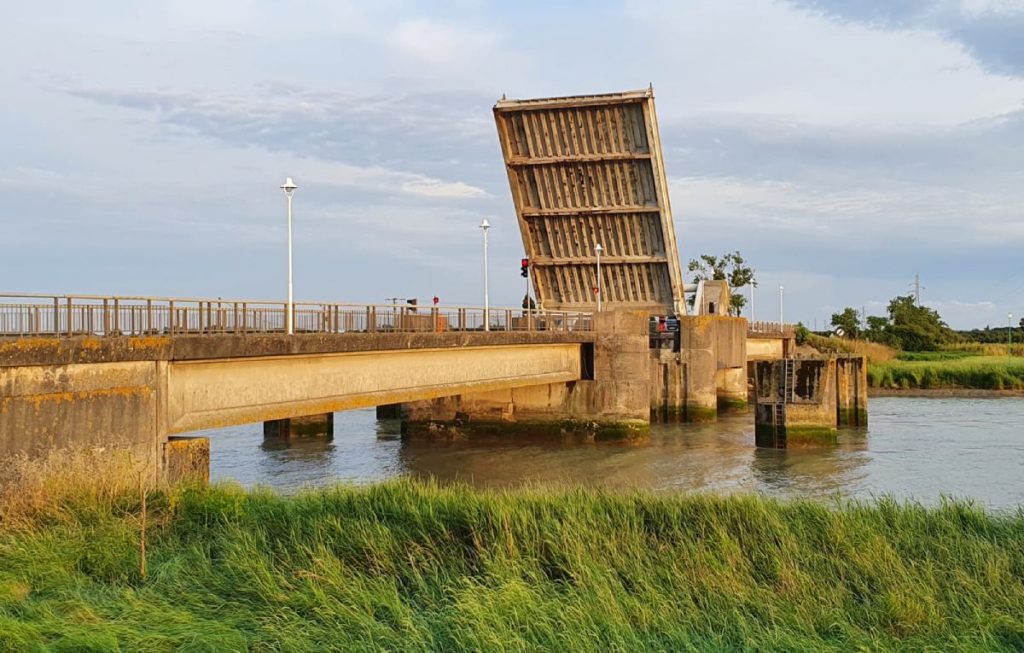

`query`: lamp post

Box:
[480,219,490,331]
[779,284,784,327]
[595,243,603,312]
[280,177,298,335]
[749,273,755,323]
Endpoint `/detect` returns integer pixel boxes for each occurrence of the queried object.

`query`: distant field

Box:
[869,355,1024,390]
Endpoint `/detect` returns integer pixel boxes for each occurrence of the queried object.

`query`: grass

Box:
[868,355,1024,390]
[804,335,896,363]
[2,478,1024,651]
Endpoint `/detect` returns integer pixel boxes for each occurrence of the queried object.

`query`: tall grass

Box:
[869,355,1024,390]
[946,342,1024,357]
[805,335,896,363]
[1,479,1023,651]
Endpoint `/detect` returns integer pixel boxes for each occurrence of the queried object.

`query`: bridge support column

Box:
[264,413,334,439]
[403,311,650,440]
[375,404,404,419]
[663,316,720,422]
[716,367,747,413]
[753,357,868,447]
[836,356,868,427]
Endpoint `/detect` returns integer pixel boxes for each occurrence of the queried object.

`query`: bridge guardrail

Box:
[0,293,594,338]
[747,321,796,336]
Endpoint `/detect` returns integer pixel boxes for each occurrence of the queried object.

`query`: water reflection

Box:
[201,398,1024,510]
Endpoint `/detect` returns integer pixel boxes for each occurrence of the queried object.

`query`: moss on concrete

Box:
[783,426,838,445]
[837,407,868,427]
[684,405,718,423]
[716,397,748,413]
[403,418,649,441]
[755,424,837,448]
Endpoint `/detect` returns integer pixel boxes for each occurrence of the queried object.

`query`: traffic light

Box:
[520,258,529,278]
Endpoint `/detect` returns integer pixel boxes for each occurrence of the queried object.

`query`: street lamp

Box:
[779,285,784,326]
[280,177,298,335]
[749,272,756,322]
[595,243,603,312]
[480,219,490,331]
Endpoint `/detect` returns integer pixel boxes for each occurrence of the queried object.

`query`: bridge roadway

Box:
[1,293,800,478]
[1,295,657,479]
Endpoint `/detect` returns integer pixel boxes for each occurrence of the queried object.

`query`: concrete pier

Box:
[649,316,747,422]
[753,356,868,447]
[264,413,334,439]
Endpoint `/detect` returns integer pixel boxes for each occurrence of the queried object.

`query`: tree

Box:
[864,295,954,350]
[830,307,862,339]
[886,295,954,351]
[864,315,892,344]
[686,251,755,316]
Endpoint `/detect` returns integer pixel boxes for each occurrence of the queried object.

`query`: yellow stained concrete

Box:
[165,344,582,433]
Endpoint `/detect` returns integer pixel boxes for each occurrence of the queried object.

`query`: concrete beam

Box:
[165,344,583,434]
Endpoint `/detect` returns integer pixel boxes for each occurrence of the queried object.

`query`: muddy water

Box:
[202,397,1024,510]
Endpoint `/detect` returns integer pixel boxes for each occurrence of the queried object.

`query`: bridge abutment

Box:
[649,316,747,422]
[402,311,650,439]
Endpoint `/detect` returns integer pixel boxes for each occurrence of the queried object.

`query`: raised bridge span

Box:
[1,294,654,480]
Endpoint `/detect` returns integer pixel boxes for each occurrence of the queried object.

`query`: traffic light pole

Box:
[526,263,532,330]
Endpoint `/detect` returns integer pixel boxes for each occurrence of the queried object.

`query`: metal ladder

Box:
[782,359,796,403]
[770,359,796,445]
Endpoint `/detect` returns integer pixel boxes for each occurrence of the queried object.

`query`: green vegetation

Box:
[829,307,862,339]
[869,355,1024,390]
[837,296,955,351]
[686,250,754,316]
[3,480,1024,651]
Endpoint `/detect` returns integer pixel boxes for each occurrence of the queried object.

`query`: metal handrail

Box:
[747,321,795,335]
[0,293,594,338]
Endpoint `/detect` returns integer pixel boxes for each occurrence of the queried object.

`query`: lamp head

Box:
[595,243,603,253]
[280,177,298,196]
[479,218,490,231]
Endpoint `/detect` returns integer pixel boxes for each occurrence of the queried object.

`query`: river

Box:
[204,397,1024,510]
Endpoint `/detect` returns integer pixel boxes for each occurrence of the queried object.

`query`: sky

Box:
[2,0,1023,329]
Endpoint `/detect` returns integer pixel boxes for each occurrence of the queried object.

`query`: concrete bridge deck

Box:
[0,295,662,480]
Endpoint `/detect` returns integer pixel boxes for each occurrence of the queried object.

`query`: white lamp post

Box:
[779,284,784,326]
[280,177,298,335]
[480,219,490,331]
[749,272,755,322]
[595,243,604,312]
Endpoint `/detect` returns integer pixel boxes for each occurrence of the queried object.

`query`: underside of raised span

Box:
[166,343,583,433]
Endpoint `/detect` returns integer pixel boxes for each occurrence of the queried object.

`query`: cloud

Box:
[786,0,1024,76]
[66,85,491,200]
[389,18,498,65]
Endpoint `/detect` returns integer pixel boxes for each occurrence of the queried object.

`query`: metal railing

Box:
[747,321,795,336]
[0,293,594,338]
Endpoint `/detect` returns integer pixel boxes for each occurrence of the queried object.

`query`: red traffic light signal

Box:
[520,258,529,278]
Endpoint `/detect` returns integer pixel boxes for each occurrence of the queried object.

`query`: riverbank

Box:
[2,480,1023,651]
[869,387,1024,397]
[868,355,1024,392]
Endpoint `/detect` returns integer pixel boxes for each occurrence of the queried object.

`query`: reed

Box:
[1,479,1023,651]
[869,355,1024,390]
[805,335,897,363]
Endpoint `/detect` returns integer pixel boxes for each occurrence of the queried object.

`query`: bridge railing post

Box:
[67,297,73,336]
